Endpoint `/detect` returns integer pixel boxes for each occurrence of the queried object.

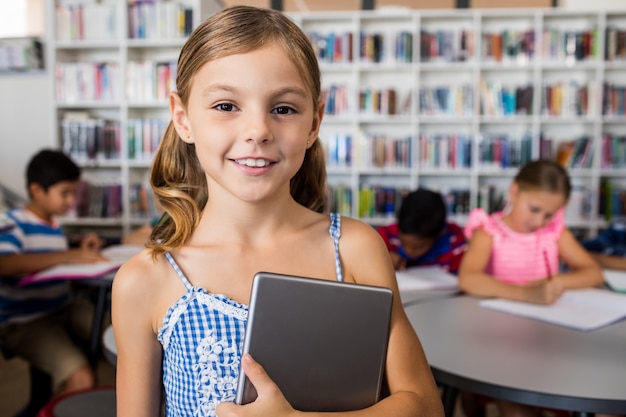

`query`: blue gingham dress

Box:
[157,213,343,417]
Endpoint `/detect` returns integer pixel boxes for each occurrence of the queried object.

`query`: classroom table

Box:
[405,295,626,417]
[102,324,116,366]
[76,272,115,363]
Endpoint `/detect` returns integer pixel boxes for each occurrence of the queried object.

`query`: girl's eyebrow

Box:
[200,84,309,100]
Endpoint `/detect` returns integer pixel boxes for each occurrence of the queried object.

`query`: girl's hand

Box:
[523,279,564,305]
[216,354,297,417]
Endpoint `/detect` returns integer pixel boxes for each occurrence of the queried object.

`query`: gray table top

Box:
[405,295,626,415]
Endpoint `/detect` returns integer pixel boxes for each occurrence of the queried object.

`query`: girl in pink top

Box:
[459,160,605,417]
[459,159,602,305]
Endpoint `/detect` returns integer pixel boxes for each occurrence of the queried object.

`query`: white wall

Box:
[0,72,52,199]
[560,0,626,9]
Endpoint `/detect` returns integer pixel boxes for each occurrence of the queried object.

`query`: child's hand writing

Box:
[68,247,108,264]
[80,233,104,251]
[523,279,564,305]
[390,252,407,270]
[216,354,296,417]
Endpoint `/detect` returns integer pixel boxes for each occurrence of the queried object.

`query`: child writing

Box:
[0,149,106,395]
[111,6,443,417]
[377,188,466,273]
[458,159,604,417]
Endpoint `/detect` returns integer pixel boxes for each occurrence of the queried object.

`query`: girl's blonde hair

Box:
[147,6,326,256]
[514,159,571,201]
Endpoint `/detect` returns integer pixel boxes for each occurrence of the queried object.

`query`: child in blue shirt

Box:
[0,149,106,396]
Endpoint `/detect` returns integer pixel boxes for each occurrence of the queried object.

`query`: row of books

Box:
[55,62,120,103]
[325,134,352,167]
[128,182,161,220]
[418,84,474,116]
[478,134,533,169]
[541,81,597,117]
[479,82,533,116]
[600,178,626,221]
[55,2,117,41]
[419,134,472,169]
[360,32,414,64]
[541,28,599,62]
[358,88,402,116]
[481,30,535,64]
[126,60,177,102]
[127,118,168,160]
[359,135,412,169]
[61,113,121,162]
[604,26,626,61]
[602,82,626,116]
[128,0,194,39]
[308,32,353,64]
[323,85,350,116]
[601,133,626,169]
[420,30,474,63]
[547,135,594,169]
[71,180,122,219]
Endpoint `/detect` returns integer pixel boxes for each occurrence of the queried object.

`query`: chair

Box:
[0,341,53,417]
[35,387,115,417]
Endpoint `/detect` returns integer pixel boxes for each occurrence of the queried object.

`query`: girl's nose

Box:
[243,109,273,144]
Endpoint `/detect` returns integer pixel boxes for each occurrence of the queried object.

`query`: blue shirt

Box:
[0,207,71,324]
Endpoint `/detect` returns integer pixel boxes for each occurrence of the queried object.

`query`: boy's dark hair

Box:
[26,149,80,193]
[397,188,447,239]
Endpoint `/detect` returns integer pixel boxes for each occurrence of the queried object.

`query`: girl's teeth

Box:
[241,158,268,167]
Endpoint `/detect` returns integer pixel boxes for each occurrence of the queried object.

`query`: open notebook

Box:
[480,288,626,331]
[17,244,144,287]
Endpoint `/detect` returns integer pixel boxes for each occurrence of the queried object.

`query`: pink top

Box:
[464,208,565,284]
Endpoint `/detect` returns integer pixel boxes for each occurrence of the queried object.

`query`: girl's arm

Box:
[112,253,164,417]
[588,252,626,271]
[556,228,604,289]
[458,229,518,299]
[458,229,559,303]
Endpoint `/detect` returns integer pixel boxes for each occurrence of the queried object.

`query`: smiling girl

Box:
[111,6,443,417]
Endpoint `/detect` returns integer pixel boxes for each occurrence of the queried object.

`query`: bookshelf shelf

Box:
[48,4,626,238]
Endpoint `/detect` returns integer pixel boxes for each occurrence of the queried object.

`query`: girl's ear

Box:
[306,101,325,146]
[170,92,193,143]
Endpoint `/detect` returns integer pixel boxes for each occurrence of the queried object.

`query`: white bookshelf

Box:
[48,4,626,238]
[291,8,626,236]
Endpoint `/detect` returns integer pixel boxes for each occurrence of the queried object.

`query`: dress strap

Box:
[329,213,343,282]
[164,252,194,291]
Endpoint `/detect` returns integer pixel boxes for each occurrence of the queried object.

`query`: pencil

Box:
[543,249,552,280]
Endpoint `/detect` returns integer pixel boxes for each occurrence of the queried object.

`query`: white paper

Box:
[18,244,144,286]
[479,288,626,331]
[603,269,626,293]
[395,266,458,291]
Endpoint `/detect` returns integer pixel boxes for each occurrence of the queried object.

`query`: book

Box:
[396,266,459,305]
[603,269,626,293]
[479,288,626,331]
[17,244,144,287]
[395,266,458,291]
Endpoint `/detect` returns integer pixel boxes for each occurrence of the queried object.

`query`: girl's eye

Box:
[272,106,295,115]
[215,103,236,112]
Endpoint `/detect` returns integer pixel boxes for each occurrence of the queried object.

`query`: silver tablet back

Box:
[235,271,393,412]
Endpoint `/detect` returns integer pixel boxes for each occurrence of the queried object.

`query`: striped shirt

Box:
[464,208,564,284]
[0,207,71,324]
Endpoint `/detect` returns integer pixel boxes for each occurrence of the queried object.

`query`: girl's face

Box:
[505,183,566,233]
[171,42,323,205]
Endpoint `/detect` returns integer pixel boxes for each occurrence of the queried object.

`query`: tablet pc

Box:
[235,271,393,412]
